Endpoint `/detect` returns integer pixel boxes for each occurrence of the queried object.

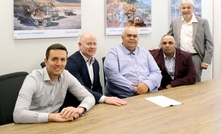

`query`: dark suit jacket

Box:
[150,48,196,89]
[61,51,103,109]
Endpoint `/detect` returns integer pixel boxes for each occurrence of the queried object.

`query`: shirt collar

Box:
[120,43,138,55]
[163,49,176,59]
[191,13,198,22]
[182,13,198,23]
[43,67,63,82]
[79,51,95,64]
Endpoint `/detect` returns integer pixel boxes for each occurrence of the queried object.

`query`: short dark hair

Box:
[160,34,176,44]
[46,43,68,59]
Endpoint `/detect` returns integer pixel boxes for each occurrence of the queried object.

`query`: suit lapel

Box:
[192,22,198,47]
[92,62,97,84]
[77,51,90,77]
[176,18,182,46]
[174,49,180,79]
[159,50,166,72]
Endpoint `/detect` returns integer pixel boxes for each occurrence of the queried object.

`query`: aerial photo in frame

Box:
[14,0,81,39]
[106,0,152,35]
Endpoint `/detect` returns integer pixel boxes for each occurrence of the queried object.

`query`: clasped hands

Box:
[133,82,149,95]
[48,106,85,122]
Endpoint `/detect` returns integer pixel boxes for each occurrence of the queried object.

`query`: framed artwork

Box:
[105,0,152,35]
[170,0,202,21]
[14,0,81,39]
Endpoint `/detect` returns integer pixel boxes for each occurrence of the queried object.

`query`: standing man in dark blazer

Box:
[168,0,213,82]
[151,35,196,89]
[63,32,126,108]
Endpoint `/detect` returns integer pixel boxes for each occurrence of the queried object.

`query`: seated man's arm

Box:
[13,76,49,123]
[67,73,95,112]
[202,19,214,66]
[141,51,162,92]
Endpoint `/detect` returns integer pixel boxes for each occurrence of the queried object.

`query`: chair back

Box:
[102,57,106,87]
[0,71,28,125]
[40,62,46,68]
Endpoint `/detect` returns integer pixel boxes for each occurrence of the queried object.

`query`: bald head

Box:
[79,32,96,42]
[78,32,97,60]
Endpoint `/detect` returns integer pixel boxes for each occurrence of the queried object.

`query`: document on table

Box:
[145,95,182,107]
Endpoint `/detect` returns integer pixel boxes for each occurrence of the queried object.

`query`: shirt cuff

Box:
[38,113,49,123]
[130,85,136,92]
[99,95,106,103]
[202,62,209,65]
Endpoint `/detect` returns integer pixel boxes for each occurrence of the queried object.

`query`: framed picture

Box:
[170,0,202,21]
[105,0,152,35]
[14,0,82,39]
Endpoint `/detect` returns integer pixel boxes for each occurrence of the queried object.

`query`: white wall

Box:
[213,0,221,78]
[0,0,220,88]
[200,0,213,81]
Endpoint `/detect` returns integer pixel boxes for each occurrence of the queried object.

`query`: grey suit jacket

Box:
[168,16,214,64]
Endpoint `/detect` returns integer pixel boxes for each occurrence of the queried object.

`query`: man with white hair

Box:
[168,0,214,82]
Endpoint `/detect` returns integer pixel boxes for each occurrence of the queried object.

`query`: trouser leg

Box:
[192,55,202,82]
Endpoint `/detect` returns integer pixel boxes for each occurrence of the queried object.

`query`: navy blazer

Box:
[151,48,196,89]
[62,51,103,108]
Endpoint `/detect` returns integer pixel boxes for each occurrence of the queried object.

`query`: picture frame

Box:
[14,0,82,39]
[105,0,152,35]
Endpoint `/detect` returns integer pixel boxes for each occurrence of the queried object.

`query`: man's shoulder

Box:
[136,46,150,54]
[107,44,124,54]
[66,51,84,67]
[93,57,99,64]
[111,44,122,49]
[150,49,160,54]
[62,69,71,75]
[195,16,207,21]
[61,69,74,79]
[28,69,45,80]
[176,48,191,57]
[172,17,182,22]
[68,51,80,59]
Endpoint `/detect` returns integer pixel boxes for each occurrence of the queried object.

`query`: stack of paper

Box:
[145,95,182,107]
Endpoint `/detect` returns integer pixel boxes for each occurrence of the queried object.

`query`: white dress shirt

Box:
[80,51,106,103]
[180,14,198,54]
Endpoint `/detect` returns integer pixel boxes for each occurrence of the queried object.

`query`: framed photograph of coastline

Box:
[14,0,82,39]
[170,0,202,21]
[105,0,152,35]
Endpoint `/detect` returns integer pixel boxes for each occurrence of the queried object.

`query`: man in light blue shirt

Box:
[104,26,162,98]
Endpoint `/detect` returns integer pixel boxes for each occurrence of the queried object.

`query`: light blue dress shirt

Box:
[163,52,175,80]
[13,68,95,123]
[104,44,162,98]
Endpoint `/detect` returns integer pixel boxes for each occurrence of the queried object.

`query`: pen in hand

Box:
[73,114,83,120]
